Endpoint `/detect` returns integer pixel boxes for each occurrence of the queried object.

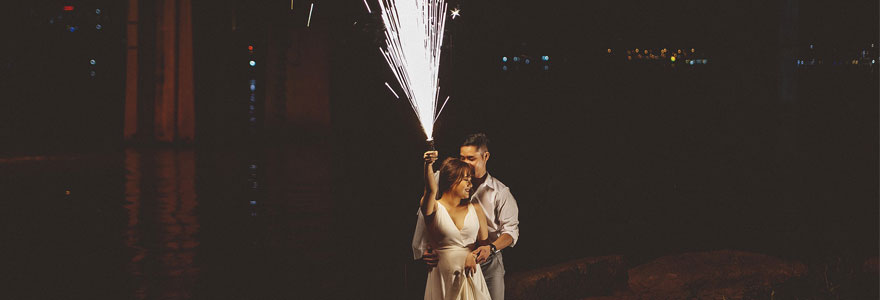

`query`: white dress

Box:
[424,202,492,300]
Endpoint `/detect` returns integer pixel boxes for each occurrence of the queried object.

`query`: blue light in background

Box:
[502,56,508,62]
[524,59,530,64]
[512,56,520,62]
[89,59,96,65]
[542,55,549,61]
[96,24,102,30]
[502,65,508,71]
[249,60,256,67]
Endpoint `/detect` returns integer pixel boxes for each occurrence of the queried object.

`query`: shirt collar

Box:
[478,172,497,192]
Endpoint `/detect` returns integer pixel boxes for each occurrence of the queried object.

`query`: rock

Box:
[627,250,807,300]
[506,255,628,300]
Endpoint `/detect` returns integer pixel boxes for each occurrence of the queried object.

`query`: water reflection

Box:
[124,148,199,299]
[123,142,337,299]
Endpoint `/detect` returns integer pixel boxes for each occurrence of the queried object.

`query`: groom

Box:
[412,133,520,300]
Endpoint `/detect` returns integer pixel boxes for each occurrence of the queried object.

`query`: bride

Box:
[421,151,492,300]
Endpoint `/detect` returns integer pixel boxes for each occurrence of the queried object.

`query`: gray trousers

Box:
[480,252,505,300]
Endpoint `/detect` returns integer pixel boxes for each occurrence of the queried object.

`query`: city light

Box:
[524,58,530,64]
[63,6,74,11]
[513,56,520,62]
[96,24,102,30]
[502,56,508,62]
[90,59,96,65]
[542,55,549,61]
[96,8,102,14]
[249,60,256,67]
[502,65,508,71]
[670,56,676,62]
[607,49,612,54]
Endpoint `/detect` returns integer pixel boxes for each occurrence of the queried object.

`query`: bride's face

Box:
[450,174,472,199]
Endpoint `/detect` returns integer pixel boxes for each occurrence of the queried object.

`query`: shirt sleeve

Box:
[411,209,428,260]
[495,187,520,247]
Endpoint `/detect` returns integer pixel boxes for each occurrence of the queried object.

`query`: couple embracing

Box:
[412,133,520,300]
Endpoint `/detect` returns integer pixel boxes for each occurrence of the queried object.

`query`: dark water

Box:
[2,143,341,299]
[2,66,877,299]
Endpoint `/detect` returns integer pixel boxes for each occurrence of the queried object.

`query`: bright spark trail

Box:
[377,0,449,141]
[363,0,372,13]
[384,82,400,99]
[307,3,314,27]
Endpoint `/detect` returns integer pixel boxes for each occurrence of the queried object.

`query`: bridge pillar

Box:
[124,0,195,143]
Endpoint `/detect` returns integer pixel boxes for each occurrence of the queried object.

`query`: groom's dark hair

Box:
[437,157,475,197]
[461,133,490,153]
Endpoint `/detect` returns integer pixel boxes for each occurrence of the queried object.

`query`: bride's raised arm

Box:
[420,151,439,217]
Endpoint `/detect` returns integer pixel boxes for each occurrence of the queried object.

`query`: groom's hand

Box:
[422,248,438,270]
[472,246,491,264]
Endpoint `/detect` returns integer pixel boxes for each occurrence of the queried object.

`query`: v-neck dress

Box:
[424,202,492,300]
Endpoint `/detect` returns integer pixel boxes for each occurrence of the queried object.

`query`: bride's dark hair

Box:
[437,157,474,199]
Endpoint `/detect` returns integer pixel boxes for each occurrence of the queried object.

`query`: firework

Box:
[377,0,449,141]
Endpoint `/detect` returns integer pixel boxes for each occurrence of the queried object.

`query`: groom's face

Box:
[459,146,488,178]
